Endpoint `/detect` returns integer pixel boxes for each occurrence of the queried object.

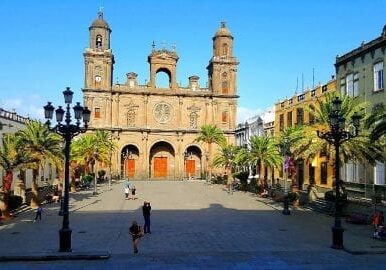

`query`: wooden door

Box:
[186,160,195,177]
[154,157,168,177]
[125,159,135,177]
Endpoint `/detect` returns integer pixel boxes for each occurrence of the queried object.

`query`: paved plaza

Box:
[1,180,386,269]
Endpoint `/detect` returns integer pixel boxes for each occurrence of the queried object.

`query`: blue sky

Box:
[1,0,386,123]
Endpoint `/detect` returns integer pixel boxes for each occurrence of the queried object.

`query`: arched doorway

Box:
[121,145,139,179]
[149,141,175,179]
[155,68,171,88]
[183,145,202,180]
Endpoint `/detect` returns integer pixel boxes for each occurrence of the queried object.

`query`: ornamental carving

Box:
[153,102,173,124]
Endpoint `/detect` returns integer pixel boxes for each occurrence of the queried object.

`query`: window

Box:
[345,73,354,96]
[374,62,384,91]
[297,94,305,102]
[308,105,315,124]
[321,162,328,184]
[222,43,228,56]
[322,84,328,93]
[374,161,385,185]
[221,81,228,94]
[222,111,228,123]
[279,114,284,131]
[345,160,359,183]
[94,108,101,118]
[353,73,359,97]
[96,35,102,49]
[288,98,293,105]
[280,102,285,108]
[287,111,292,127]
[311,90,316,97]
[340,78,345,95]
[296,108,304,126]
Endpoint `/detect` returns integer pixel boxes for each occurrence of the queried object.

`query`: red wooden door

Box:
[154,157,168,177]
[125,159,135,177]
[186,160,195,176]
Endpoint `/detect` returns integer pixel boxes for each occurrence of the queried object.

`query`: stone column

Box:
[143,95,149,128]
[142,132,149,180]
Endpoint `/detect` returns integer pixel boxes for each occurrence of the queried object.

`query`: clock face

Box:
[95,76,102,82]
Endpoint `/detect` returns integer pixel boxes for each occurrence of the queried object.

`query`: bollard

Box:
[282,196,290,215]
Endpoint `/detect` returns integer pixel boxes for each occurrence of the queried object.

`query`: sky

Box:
[1,0,386,123]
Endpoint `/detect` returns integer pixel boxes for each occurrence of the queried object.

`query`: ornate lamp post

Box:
[43,87,91,252]
[317,96,361,249]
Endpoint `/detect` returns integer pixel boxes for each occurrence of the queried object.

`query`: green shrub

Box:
[82,175,93,183]
[287,191,299,202]
[8,195,23,211]
[98,170,106,178]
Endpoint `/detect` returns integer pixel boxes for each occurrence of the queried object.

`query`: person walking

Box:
[142,201,151,234]
[34,205,44,222]
[131,186,137,200]
[129,221,143,254]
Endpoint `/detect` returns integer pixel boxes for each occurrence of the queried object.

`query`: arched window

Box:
[222,43,228,56]
[222,111,228,123]
[221,81,228,94]
[96,35,103,49]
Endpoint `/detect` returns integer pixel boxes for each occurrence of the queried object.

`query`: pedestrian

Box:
[131,186,137,200]
[123,179,131,199]
[142,201,151,234]
[129,221,144,254]
[34,205,44,222]
[372,211,384,230]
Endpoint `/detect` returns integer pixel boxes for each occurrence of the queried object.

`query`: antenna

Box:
[312,68,315,88]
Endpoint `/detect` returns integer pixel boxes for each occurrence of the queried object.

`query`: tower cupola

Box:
[88,11,111,51]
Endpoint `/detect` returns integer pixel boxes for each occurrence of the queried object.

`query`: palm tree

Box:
[366,104,386,142]
[212,142,240,184]
[71,131,116,181]
[17,120,63,207]
[0,133,32,218]
[195,124,226,181]
[249,135,282,185]
[309,93,381,165]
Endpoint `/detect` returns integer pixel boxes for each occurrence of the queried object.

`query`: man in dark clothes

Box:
[142,201,151,234]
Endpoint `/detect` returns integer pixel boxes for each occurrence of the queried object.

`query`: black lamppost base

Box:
[331,225,344,249]
[282,197,291,215]
[59,228,72,252]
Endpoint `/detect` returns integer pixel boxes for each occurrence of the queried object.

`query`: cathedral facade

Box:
[83,12,239,180]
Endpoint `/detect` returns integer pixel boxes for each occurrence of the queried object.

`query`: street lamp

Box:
[92,150,98,195]
[317,96,361,249]
[43,87,91,252]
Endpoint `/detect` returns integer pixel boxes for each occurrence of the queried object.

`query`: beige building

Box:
[82,12,239,180]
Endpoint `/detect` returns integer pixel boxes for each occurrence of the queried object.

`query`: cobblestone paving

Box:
[1,180,386,269]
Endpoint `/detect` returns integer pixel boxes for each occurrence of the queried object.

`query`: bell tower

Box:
[83,11,114,90]
[207,22,239,95]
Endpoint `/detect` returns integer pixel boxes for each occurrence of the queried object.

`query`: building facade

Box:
[335,24,386,188]
[274,79,337,190]
[83,12,239,180]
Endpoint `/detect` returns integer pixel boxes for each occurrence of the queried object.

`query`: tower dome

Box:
[90,11,110,29]
[214,22,232,38]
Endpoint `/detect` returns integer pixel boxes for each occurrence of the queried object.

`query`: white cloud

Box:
[1,97,45,121]
[237,106,262,123]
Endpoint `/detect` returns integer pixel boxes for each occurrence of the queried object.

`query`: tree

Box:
[195,124,226,181]
[212,142,240,184]
[366,104,386,142]
[248,135,282,185]
[309,93,382,165]
[71,130,116,179]
[0,134,32,218]
[17,120,63,207]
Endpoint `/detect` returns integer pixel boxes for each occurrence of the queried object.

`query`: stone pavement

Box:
[0,180,386,269]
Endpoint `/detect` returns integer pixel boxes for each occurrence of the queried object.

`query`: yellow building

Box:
[274,78,336,190]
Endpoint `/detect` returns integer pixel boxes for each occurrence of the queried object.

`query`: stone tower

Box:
[83,11,114,91]
[207,22,239,95]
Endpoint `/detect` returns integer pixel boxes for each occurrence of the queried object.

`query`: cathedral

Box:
[83,12,239,180]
